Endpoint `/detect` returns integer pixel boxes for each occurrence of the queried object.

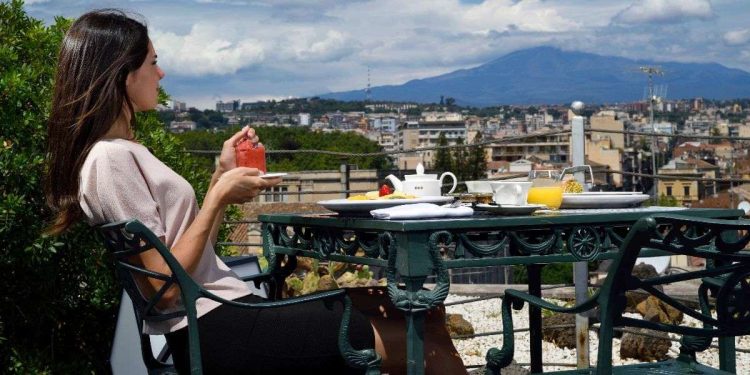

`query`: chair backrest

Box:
[98,220,202,323]
[598,213,750,340]
[98,219,205,373]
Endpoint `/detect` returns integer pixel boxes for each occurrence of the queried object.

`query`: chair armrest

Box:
[200,287,348,310]
[504,288,600,314]
[239,271,273,283]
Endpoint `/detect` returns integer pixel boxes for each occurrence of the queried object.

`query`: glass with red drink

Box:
[235,138,266,173]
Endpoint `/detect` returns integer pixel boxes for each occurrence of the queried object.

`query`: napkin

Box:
[370,203,474,220]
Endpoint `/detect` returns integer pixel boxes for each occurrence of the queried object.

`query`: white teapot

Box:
[385,163,457,197]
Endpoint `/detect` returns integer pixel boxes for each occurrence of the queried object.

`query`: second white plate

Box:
[561,192,649,209]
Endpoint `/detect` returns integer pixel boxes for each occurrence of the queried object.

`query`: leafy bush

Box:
[513,263,574,285]
[177,126,392,172]
[0,2,229,372]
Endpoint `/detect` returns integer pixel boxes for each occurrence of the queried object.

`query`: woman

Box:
[44,9,465,375]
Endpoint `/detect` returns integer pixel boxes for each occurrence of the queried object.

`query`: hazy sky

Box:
[24,0,750,109]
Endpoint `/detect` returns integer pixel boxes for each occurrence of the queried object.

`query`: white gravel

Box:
[445,294,750,373]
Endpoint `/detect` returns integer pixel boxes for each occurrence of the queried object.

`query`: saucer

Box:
[475,203,545,215]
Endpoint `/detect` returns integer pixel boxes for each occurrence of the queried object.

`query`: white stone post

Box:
[571,102,590,369]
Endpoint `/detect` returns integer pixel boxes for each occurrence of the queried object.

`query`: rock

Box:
[468,361,529,375]
[300,272,320,295]
[625,263,664,313]
[283,274,303,298]
[542,313,576,349]
[295,257,315,273]
[336,271,356,286]
[636,295,683,325]
[620,328,671,362]
[317,274,338,291]
[446,313,475,337]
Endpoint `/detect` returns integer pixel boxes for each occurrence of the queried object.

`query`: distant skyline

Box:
[25,0,750,110]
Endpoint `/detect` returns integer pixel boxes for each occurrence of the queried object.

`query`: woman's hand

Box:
[217,126,260,174]
[212,167,281,205]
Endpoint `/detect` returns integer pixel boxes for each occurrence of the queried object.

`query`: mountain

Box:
[318,46,750,106]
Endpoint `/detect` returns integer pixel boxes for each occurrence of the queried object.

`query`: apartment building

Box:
[394,117,468,170]
[657,157,719,206]
[489,127,570,166]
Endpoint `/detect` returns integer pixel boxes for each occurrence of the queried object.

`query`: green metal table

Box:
[259,207,743,375]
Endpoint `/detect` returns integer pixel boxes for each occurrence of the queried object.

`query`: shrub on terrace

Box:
[0,2,227,371]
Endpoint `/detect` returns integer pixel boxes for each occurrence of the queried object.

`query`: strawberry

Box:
[379,184,392,197]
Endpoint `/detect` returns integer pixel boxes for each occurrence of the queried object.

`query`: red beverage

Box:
[236,139,266,173]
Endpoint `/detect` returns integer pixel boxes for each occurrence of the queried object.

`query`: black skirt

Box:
[165,294,375,374]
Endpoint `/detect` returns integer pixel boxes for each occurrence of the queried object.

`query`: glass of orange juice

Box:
[527,170,564,209]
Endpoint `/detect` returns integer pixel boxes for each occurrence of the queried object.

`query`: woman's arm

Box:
[208,168,226,245]
[140,127,277,306]
[139,166,280,306]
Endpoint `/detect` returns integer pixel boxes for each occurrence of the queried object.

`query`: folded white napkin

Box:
[370,203,474,220]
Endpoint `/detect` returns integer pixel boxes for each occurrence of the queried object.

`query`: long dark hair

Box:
[45,9,149,235]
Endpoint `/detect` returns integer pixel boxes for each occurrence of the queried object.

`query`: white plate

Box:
[318,196,453,214]
[561,192,650,209]
[475,203,546,216]
[260,172,287,179]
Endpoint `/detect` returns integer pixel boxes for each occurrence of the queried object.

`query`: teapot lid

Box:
[404,163,438,180]
[416,163,425,175]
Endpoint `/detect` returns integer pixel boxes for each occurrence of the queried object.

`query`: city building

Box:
[394,117,468,170]
[216,99,240,113]
[260,169,379,203]
[298,113,311,126]
[169,119,197,133]
[657,157,720,206]
[488,126,570,167]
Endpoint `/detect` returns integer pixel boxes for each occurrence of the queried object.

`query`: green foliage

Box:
[658,193,679,207]
[513,263,574,285]
[433,132,452,173]
[244,97,367,116]
[177,127,392,172]
[0,3,235,372]
[466,131,488,181]
[188,107,228,129]
[452,137,469,181]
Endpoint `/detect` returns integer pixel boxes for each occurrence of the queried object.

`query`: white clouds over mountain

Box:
[723,28,750,46]
[23,0,750,109]
[152,24,264,76]
[612,0,714,25]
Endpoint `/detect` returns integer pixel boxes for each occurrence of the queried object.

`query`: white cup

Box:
[490,181,532,206]
[465,180,493,194]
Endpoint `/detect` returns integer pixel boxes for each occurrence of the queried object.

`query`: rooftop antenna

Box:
[638,65,664,203]
[365,66,372,102]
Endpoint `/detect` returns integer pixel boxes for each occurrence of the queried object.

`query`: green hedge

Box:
[0,2,228,372]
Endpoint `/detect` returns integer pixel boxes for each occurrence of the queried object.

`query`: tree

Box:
[467,131,488,180]
[0,3,222,372]
[452,137,469,181]
[433,132,452,173]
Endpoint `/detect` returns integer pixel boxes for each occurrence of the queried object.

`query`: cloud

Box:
[612,0,714,25]
[724,29,750,46]
[25,0,749,109]
[151,23,265,76]
[280,30,359,62]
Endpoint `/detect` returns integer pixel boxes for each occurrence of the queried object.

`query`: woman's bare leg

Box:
[348,287,466,375]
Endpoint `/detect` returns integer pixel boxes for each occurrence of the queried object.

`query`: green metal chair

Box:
[487,214,750,374]
[98,219,382,375]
